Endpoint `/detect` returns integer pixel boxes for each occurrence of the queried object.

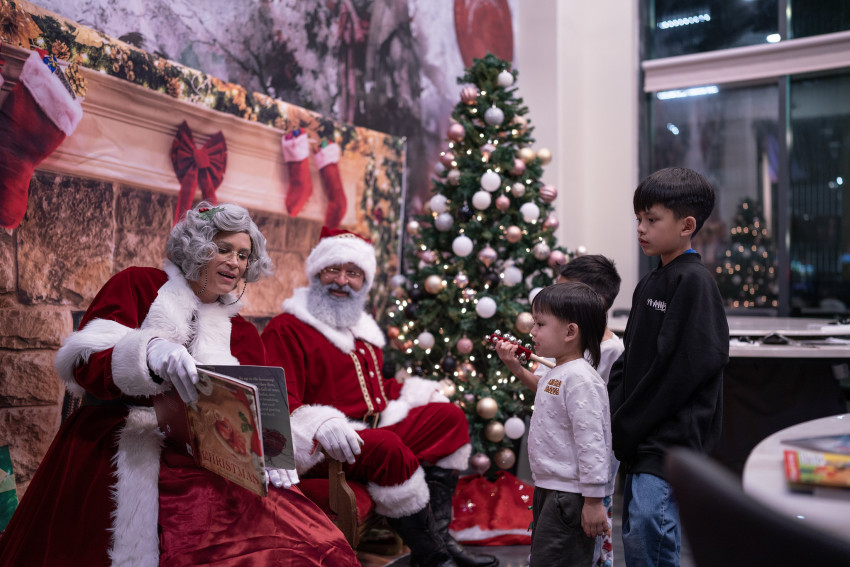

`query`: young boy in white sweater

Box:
[507,282,611,567]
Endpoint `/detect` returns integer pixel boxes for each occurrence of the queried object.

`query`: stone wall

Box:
[0,171,321,500]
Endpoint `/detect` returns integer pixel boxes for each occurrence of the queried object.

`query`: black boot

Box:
[386,506,458,567]
[425,466,500,567]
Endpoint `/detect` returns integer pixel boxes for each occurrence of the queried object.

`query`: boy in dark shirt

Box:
[608,167,729,567]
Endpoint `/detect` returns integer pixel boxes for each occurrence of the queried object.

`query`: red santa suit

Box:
[262,246,471,520]
[0,262,358,567]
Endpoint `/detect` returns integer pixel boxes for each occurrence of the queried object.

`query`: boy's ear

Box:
[681,216,697,237]
[563,322,579,343]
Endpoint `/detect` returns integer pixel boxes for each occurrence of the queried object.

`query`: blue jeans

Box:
[621,473,681,567]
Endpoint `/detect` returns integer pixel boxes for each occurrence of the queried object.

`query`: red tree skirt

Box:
[449,471,534,546]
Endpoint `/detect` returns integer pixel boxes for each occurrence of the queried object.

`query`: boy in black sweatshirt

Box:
[608,167,729,567]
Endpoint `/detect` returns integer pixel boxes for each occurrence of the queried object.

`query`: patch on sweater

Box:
[646,298,667,312]
[543,378,561,395]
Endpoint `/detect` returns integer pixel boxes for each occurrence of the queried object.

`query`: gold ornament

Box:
[494,448,516,469]
[387,326,400,339]
[518,147,536,163]
[511,115,528,134]
[537,148,553,165]
[484,421,506,442]
[425,274,443,294]
[515,312,534,334]
[505,225,522,244]
[476,397,498,419]
[461,85,480,105]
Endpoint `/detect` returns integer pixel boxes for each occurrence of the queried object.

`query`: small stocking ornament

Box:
[281,129,313,217]
[314,142,347,229]
[0,50,83,229]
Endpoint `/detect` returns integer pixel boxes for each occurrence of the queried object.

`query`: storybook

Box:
[782,447,850,490]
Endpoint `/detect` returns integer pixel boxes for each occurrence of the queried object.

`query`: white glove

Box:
[146,337,198,403]
[266,468,299,489]
[315,417,363,464]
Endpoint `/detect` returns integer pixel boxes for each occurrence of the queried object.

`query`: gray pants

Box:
[530,487,595,567]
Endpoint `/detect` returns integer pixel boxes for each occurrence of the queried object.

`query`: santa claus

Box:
[262,227,498,567]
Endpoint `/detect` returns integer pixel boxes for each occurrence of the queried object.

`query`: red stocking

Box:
[281,130,313,217]
[314,142,347,229]
[0,51,83,229]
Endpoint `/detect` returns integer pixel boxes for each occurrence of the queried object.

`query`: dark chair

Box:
[664,447,850,566]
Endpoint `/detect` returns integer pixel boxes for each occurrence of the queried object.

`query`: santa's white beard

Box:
[308,278,368,329]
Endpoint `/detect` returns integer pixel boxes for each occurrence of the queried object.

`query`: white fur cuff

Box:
[281,132,310,162]
[112,328,171,397]
[289,404,367,475]
[368,467,429,519]
[436,443,472,471]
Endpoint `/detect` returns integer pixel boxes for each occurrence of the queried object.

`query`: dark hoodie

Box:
[608,252,729,478]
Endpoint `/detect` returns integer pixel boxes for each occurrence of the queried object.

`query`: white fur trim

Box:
[19,50,83,136]
[435,443,472,471]
[281,133,310,162]
[108,407,164,567]
[282,287,385,353]
[449,526,531,544]
[368,467,429,519]
[304,232,376,289]
[313,142,340,170]
[289,404,367,475]
[55,319,135,397]
[376,399,410,428]
[379,378,446,427]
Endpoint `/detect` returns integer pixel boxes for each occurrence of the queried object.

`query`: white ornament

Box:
[480,170,501,192]
[434,162,446,176]
[417,331,436,350]
[519,202,540,222]
[476,296,498,318]
[472,190,492,210]
[407,219,420,235]
[429,194,448,214]
[390,274,407,290]
[529,287,543,303]
[504,416,526,439]
[502,266,523,286]
[452,235,474,257]
[484,106,505,126]
[497,70,514,87]
[511,182,526,198]
[435,212,454,232]
[533,241,551,260]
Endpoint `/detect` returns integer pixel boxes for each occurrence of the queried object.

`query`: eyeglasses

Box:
[217,247,251,264]
[320,266,365,281]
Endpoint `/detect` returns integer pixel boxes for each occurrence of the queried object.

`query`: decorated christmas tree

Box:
[382,55,569,475]
[715,198,778,308]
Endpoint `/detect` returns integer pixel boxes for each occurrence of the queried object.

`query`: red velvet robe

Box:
[0,265,358,567]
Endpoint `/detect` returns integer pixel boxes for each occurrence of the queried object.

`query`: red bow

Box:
[170,121,227,225]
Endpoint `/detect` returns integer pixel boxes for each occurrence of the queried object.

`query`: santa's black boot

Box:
[425,466,499,567]
[386,506,458,567]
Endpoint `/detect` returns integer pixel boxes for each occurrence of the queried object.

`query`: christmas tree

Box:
[715,198,778,308]
[382,55,569,475]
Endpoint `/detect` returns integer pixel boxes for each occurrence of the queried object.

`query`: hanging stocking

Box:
[170,121,227,225]
[281,129,313,217]
[314,141,347,229]
[0,50,83,229]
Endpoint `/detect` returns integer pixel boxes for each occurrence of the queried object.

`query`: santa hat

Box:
[305,226,377,289]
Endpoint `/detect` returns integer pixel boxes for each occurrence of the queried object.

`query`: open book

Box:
[153,365,295,497]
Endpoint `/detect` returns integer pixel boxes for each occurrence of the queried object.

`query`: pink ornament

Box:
[448,123,466,142]
[543,213,560,230]
[540,184,558,203]
[461,85,479,105]
[419,249,437,264]
[478,246,498,267]
[510,158,526,176]
[470,453,491,475]
[457,337,474,354]
[548,250,567,268]
[505,225,522,244]
[495,195,510,211]
[494,448,516,470]
[440,151,456,168]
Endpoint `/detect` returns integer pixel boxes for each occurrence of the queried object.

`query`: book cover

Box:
[154,368,267,497]
[783,449,850,489]
[198,365,296,471]
[782,434,850,457]
[0,445,19,532]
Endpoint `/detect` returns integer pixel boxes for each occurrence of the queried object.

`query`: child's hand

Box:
[494,340,523,374]
[581,497,610,538]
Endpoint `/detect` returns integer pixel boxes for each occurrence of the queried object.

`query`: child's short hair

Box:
[531,282,606,368]
[557,255,621,311]
[633,167,716,234]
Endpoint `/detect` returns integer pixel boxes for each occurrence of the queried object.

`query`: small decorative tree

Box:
[382,54,570,474]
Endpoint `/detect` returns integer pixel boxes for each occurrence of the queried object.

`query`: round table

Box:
[743,413,850,542]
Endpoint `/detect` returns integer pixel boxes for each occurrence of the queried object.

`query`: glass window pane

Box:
[789,1,850,39]
[649,84,781,310]
[788,70,850,316]
[648,0,779,59]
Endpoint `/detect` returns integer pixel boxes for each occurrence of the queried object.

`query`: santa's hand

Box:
[315,417,363,464]
[266,468,300,489]
[146,338,198,403]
